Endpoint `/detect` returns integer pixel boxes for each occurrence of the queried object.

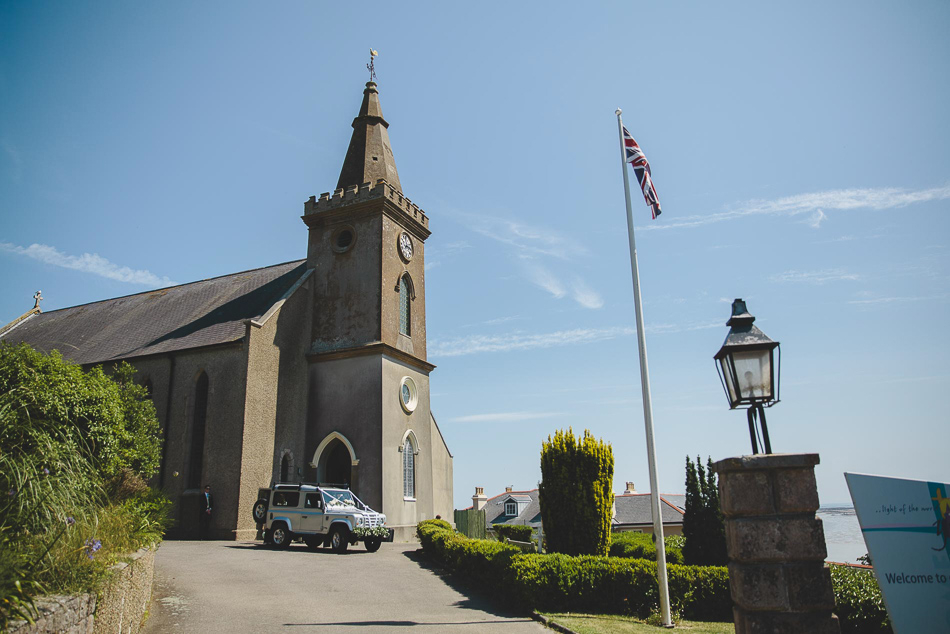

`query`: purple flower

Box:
[7,488,14,498]
[83,538,102,560]
[42,467,50,476]
[65,517,75,526]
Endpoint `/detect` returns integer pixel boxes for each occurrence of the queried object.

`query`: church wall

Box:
[308,212,382,352]
[380,214,427,360]
[267,276,313,487]
[236,279,311,540]
[135,345,249,539]
[428,414,454,523]
[307,355,383,510]
[381,356,433,541]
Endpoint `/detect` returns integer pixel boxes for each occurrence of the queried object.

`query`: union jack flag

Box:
[622,126,661,219]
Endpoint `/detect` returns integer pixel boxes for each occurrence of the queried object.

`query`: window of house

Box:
[399,275,411,336]
[505,502,517,516]
[403,437,415,499]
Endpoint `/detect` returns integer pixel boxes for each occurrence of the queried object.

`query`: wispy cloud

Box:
[769,269,860,284]
[2,140,22,181]
[457,212,585,260]
[644,185,950,231]
[449,411,564,423]
[806,208,826,229]
[570,277,604,309]
[523,262,604,309]
[431,320,718,357]
[431,326,634,357]
[524,263,567,299]
[849,294,946,305]
[0,242,175,286]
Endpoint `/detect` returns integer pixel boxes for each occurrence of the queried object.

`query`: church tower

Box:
[301,81,451,538]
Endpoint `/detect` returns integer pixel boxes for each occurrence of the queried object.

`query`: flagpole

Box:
[615,109,672,628]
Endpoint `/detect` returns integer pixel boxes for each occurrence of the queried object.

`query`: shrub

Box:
[830,564,892,634]
[0,345,169,628]
[493,524,534,543]
[0,344,162,480]
[416,520,730,620]
[609,531,684,565]
[539,428,614,556]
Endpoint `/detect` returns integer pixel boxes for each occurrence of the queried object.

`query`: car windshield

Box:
[323,490,357,508]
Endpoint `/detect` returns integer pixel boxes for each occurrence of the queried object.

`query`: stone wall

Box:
[8,595,96,634]
[9,544,157,634]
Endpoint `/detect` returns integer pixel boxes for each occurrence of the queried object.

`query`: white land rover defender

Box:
[252,483,394,552]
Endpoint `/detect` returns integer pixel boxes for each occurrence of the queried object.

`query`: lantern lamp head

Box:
[714,299,780,409]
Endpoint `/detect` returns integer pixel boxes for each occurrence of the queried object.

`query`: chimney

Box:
[623,482,637,495]
[472,486,487,511]
[505,485,513,493]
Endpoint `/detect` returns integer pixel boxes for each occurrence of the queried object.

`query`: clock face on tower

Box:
[398,232,413,262]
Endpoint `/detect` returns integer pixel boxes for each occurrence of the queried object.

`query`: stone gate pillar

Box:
[713,453,840,633]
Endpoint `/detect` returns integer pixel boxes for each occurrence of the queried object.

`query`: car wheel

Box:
[364,537,381,552]
[271,522,292,549]
[252,499,268,524]
[329,526,349,553]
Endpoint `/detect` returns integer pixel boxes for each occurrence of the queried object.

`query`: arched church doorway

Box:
[312,432,359,493]
[322,440,351,487]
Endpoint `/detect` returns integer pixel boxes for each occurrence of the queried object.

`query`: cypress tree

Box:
[705,457,728,565]
[683,455,728,565]
[682,456,703,564]
[539,428,614,556]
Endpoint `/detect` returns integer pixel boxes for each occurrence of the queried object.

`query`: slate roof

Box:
[480,489,542,529]
[613,493,686,527]
[1,260,308,365]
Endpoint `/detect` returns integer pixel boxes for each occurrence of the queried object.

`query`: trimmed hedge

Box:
[609,531,684,565]
[493,524,534,543]
[417,521,892,631]
[417,520,730,621]
[830,565,892,634]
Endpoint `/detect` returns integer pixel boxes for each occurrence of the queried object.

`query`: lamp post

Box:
[714,299,780,455]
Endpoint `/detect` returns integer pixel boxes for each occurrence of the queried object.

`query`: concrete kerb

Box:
[531,611,580,634]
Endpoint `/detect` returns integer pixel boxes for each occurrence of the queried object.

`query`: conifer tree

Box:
[705,457,728,565]
[539,428,614,556]
[683,455,728,565]
[683,456,703,564]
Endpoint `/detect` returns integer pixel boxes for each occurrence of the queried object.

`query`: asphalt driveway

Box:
[143,540,547,633]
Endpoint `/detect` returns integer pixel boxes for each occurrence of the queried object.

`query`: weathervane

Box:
[367,49,378,82]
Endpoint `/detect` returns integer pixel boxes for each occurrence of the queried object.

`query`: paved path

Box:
[143,540,547,633]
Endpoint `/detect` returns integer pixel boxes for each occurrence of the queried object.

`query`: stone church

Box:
[0,81,453,541]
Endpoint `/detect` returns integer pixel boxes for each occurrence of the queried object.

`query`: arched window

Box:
[280,453,291,483]
[403,436,415,499]
[188,372,209,489]
[399,274,411,336]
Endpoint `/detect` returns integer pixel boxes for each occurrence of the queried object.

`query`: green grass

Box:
[540,613,735,634]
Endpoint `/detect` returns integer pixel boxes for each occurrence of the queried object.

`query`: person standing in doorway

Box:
[199,484,213,539]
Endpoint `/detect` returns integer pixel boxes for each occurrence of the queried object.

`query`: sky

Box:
[2,2,948,510]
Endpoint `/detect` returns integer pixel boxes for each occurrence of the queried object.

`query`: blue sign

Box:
[846,473,950,633]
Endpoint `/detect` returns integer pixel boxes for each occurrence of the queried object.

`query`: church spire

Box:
[336,81,402,194]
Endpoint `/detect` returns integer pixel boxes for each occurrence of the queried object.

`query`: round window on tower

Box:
[399,376,418,414]
[331,226,356,253]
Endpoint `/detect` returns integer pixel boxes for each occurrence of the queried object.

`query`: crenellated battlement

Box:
[304,179,428,229]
